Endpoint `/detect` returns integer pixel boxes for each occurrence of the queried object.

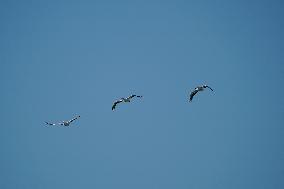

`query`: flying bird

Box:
[45,115,80,126]
[189,85,213,102]
[112,94,143,110]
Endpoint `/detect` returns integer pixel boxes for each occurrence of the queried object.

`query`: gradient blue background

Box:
[1,0,284,188]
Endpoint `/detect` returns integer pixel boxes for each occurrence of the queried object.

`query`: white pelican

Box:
[45,115,80,126]
[189,85,213,102]
[112,95,143,110]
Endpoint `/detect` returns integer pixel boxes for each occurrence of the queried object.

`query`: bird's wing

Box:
[127,94,136,100]
[206,86,214,91]
[111,103,116,110]
[189,90,199,101]
[69,116,80,123]
[45,121,56,126]
[112,100,123,110]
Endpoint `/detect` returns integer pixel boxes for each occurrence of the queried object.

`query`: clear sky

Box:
[1,0,284,188]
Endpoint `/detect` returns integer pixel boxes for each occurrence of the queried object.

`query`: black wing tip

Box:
[204,85,214,91]
[112,104,116,110]
[45,121,54,126]
[208,87,214,91]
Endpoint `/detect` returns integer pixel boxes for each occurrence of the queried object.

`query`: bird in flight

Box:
[112,94,143,110]
[45,115,80,126]
[189,85,213,102]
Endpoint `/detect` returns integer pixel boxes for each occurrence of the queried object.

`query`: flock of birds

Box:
[45,84,214,127]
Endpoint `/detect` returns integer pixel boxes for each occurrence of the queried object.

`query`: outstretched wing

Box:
[126,94,136,100]
[69,116,80,123]
[45,121,56,126]
[189,89,199,102]
[112,100,123,110]
[205,85,214,91]
[128,94,143,100]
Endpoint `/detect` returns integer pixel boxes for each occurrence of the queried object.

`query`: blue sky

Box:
[1,0,284,188]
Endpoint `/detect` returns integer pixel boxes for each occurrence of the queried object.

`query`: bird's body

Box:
[60,121,71,126]
[45,115,80,126]
[189,85,213,102]
[195,86,205,91]
[112,94,143,110]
